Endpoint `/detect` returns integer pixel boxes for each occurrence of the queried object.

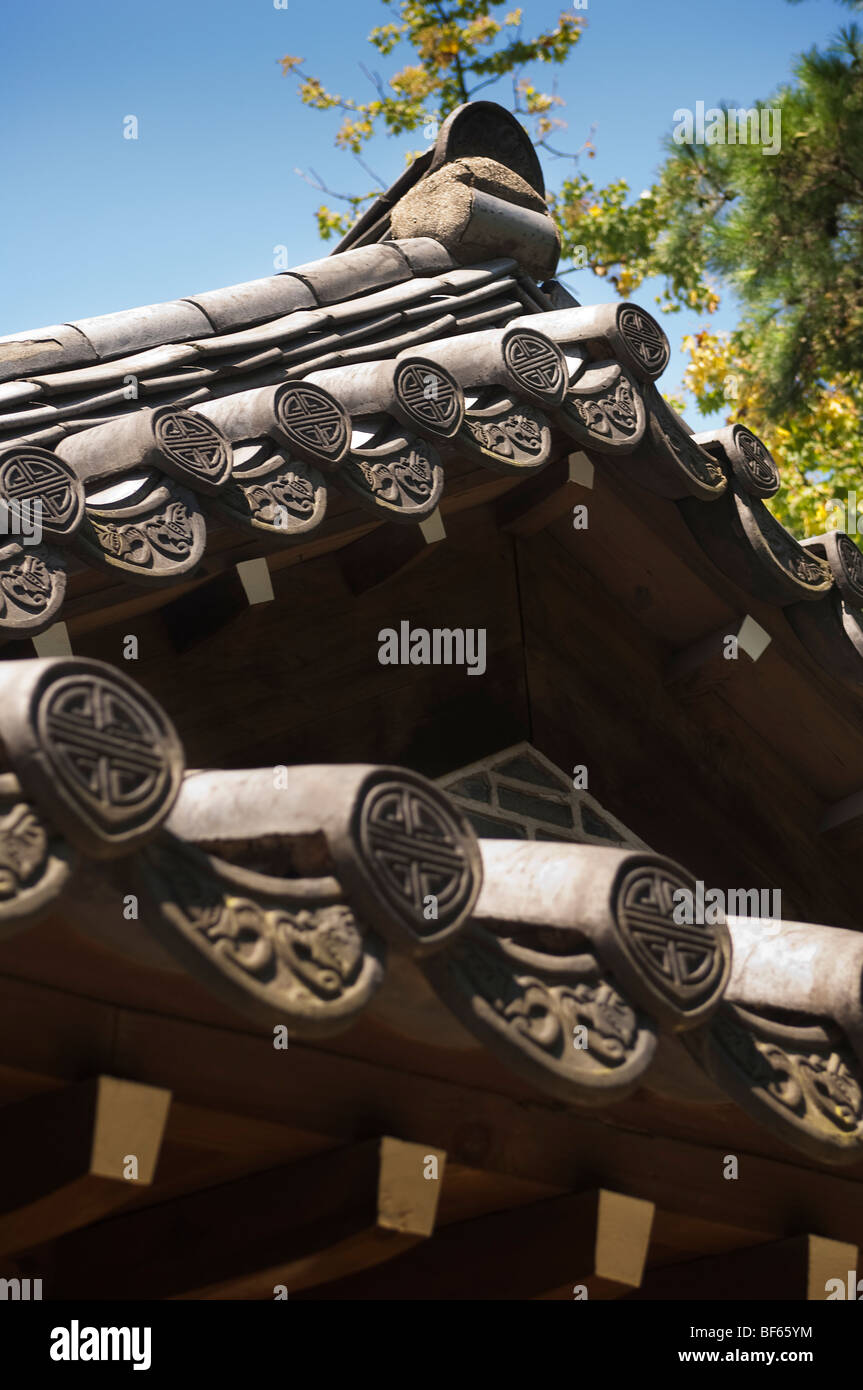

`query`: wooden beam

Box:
[4,974,863,1252]
[295,1187,654,1300]
[625,1234,858,1301]
[47,1136,446,1300]
[0,1076,171,1256]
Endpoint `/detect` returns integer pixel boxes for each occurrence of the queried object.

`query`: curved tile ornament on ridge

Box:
[680,477,833,605]
[628,385,727,501]
[133,833,386,1035]
[684,915,863,1164]
[0,657,185,859]
[555,360,647,456]
[509,308,649,455]
[419,840,731,1104]
[165,764,483,956]
[308,356,465,443]
[471,841,731,1030]
[334,426,444,520]
[191,382,347,540]
[192,381,351,472]
[786,530,863,685]
[513,303,671,384]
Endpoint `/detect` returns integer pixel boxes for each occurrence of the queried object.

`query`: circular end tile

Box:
[7,660,185,858]
[393,360,464,438]
[502,328,567,403]
[152,408,233,493]
[609,858,731,1029]
[275,382,351,466]
[0,447,85,545]
[616,305,670,380]
[352,772,482,952]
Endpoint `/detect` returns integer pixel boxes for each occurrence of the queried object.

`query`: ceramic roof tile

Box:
[0,99,860,712]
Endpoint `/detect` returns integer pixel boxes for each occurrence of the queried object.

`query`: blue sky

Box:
[0,0,848,404]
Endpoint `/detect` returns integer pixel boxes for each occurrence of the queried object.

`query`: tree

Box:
[280,2,587,241]
[559,13,863,533]
[283,0,863,534]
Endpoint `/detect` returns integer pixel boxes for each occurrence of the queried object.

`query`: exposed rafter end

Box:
[295,1187,655,1301]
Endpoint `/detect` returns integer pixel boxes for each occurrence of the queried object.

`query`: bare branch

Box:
[353,151,388,190]
[359,61,388,102]
[296,166,364,205]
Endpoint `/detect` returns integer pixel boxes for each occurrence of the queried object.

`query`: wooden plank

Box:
[296,1187,654,1300]
[625,1234,858,1301]
[47,1137,446,1300]
[0,1076,171,1256]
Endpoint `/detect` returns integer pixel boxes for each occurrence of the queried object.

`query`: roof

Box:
[0,99,858,704]
[0,651,858,1169]
[0,100,862,1177]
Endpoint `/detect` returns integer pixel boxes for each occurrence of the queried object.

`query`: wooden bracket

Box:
[0,1076,172,1257]
[47,1135,446,1299]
